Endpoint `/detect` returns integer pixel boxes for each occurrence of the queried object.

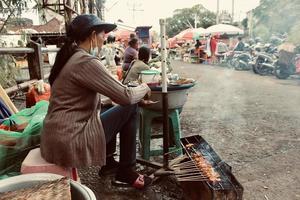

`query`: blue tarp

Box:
[0,99,11,121]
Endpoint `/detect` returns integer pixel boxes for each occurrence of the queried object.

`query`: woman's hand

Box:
[138,99,159,107]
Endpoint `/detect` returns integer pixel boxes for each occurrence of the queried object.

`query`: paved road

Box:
[80,60,300,200]
[173,60,300,200]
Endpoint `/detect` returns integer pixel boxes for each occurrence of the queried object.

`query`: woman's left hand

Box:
[138,99,159,107]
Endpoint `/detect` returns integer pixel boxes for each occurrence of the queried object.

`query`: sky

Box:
[3,0,260,30]
[104,0,261,30]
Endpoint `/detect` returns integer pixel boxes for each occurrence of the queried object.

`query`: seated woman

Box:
[123,46,152,84]
[40,14,152,189]
[122,38,138,71]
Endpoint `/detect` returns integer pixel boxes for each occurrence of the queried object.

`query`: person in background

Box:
[122,38,138,71]
[41,14,152,189]
[210,35,218,64]
[195,39,202,49]
[130,33,137,39]
[205,35,211,59]
[194,39,202,60]
[233,37,245,52]
[123,46,152,84]
[100,34,118,78]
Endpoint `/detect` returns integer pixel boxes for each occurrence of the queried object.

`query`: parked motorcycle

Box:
[231,52,253,70]
[253,45,278,76]
[274,50,300,79]
[224,51,246,68]
[253,52,277,75]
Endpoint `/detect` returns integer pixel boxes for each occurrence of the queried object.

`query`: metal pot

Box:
[146,83,195,110]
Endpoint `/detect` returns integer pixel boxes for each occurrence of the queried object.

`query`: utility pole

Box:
[127,1,143,24]
[248,10,253,38]
[232,0,235,23]
[216,0,220,24]
[194,14,197,28]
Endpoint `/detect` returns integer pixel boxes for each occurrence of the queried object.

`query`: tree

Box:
[287,22,300,45]
[0,0,29,33]
[166,4,216,37]
[241,18,248,30]
[252,0,300,41]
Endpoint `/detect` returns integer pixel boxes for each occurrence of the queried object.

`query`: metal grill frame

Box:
[180,135,242,193]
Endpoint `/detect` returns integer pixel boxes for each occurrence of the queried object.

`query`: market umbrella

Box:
[167,37,180,49]
[114,29,135,41]
[175,28,194,41]
[193,27,208,39]
[205,24,244,35]
[175,28,207,41]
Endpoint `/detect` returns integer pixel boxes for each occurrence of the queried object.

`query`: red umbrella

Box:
[175,28,207,41]
[168,37,179,48]
[175,28,194,40]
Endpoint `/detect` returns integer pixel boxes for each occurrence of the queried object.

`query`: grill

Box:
[171,135,243,200]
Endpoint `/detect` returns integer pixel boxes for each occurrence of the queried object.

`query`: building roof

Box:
[8,18,65,33]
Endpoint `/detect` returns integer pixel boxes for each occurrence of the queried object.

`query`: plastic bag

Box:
[0,101,49,174]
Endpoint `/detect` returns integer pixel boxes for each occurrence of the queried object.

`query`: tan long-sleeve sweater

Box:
[40,48,150,167]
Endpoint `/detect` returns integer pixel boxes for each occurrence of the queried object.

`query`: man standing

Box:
[234,37,245,52]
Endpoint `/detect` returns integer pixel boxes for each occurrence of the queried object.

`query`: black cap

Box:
[68,14,117,40]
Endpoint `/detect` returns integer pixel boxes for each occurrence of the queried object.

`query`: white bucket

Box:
[140,70,160,84]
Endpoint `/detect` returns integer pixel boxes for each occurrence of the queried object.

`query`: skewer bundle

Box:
[171,143,220,182]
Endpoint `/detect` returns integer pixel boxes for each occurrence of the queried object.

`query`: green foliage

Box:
[0,0,29,15]
[287,22,300,45]
[241,18,248,30]
[254,25,270,41]
[166,4,216,37]
[0,0,31,33]
[0,55,18,89]
[253,0,300,42]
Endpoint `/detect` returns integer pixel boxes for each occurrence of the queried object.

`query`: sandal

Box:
[113,168,153,189]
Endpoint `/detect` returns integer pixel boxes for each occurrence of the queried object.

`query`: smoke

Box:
[202,68,248,136]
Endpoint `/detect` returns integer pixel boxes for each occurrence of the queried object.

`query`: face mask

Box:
[90,37,99,57]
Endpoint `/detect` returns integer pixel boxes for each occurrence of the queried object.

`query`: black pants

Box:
[100,104,138,168]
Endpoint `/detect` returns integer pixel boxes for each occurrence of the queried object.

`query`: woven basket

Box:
[0,177,71,200]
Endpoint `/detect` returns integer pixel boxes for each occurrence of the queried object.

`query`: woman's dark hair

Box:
[49,15,116,85]
[128,38,138,47]
[49,19,105,85]
[138,46,150,63]
[48,26,96,85]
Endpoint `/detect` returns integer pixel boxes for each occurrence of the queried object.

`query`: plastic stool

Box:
[139,108,182,160]
[21,148,79,181]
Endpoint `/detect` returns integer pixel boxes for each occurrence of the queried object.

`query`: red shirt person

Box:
[210,36,217,56]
